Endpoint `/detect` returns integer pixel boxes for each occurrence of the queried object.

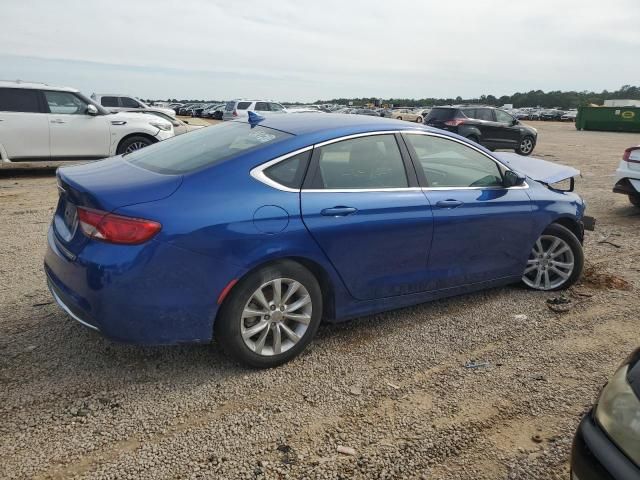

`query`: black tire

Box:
[466,135,479,144]
[215,260,323,368]
[521,223,584,291]
[396,116,403,121]
[516,135,535,156]
[629,195,640,207]
[415,116,423,123]
[116,136,153,155]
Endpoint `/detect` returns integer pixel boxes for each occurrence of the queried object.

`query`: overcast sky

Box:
[2,0,639,102]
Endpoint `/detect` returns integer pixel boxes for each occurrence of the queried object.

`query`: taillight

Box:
[623,146,640,164]
[232,110,238,117]
[444,118,466,127]
[77,207,161,245]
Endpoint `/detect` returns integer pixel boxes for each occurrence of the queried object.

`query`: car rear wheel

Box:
[117,136,153,155]
[215,261,323,368]
[517,136,535,155]
[521,223,583,291]
[396,116,403,121]
[416,116,423,123]
[629,195,640,207]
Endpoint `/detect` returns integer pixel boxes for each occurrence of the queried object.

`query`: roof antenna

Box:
[247,111,264,124]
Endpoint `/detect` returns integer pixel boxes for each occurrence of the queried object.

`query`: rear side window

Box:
[426,108,457,121]
[101,96,119,107]
[263,151,311,189]
[474,108,495,121]
[120,97,140,108]
[125,122,292,174]
[255,102,270,111]
[237,102,251,110]
[225,101,235,112]
[314,135,408,189]
[0,88,41,113]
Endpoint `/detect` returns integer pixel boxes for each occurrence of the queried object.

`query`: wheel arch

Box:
[551,216,583,243]
[116,132,158,154]
[215,256,337,325]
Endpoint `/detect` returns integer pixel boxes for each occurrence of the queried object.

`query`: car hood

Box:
[108,111,172,128]
[493,152,580,184]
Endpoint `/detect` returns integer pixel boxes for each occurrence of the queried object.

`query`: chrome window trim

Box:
[250,129,529,192]
[249,146,313,193]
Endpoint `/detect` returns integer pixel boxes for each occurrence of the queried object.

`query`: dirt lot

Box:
[1,121,639,479]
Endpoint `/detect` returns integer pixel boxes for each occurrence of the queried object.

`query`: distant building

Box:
[604,99,640,107]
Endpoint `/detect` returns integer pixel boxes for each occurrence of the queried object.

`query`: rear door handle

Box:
[50,119,66,124]
[435,199,464,208]
[321,206,358,216]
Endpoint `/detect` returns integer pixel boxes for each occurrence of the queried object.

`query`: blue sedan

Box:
[45,113,593,367]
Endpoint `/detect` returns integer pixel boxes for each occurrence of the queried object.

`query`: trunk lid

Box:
[53,157,182,249]
[493,152,580,185]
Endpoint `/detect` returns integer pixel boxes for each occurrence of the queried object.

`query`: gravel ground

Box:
[1,121,639,479]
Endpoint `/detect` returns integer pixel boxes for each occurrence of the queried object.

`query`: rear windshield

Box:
[125,122,292,174]
[426,108,459,121]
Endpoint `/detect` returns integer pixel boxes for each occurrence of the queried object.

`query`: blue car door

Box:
[300,133,433,300]
[402,132,534,290]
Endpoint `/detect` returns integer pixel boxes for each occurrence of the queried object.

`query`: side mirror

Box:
[503,170,525,187]
[87,104,98,116]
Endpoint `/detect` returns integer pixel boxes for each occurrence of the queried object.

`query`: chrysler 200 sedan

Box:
[45,113,594,367]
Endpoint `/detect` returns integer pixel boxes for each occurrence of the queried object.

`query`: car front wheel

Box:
[416,116,423,123]
[215,261,323,368]
[516,136,535,155]
[117,136,153,155]
[522,223,583,291]
[629,195,640,207]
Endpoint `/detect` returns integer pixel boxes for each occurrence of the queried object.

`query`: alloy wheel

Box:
[520,137,534,154]
[240,278,312,356]
[522,235,575,290]
[124,141,148,153]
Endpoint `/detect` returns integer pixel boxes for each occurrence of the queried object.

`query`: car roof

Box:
[235,113,438,143]
[0,80,78,92]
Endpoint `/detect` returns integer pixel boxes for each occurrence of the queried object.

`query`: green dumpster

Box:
[576,106,640,132]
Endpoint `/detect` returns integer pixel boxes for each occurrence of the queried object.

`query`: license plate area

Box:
[53,197,78,243]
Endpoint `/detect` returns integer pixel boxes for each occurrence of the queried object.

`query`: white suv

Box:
[91,93,176,118]
[0,81,174,164]
[222,100,287,121]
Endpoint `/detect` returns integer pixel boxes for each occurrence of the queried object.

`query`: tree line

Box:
[313,85,640,109]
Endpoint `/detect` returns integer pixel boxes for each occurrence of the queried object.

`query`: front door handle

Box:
[435,199,463,208]
[321,206,358,217]
[50,119,66,124]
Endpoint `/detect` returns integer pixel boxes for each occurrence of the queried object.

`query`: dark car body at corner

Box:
[424,106,538,154]
[571,348,640,480]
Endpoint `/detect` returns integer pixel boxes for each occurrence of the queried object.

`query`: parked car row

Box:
[0,81,175,162]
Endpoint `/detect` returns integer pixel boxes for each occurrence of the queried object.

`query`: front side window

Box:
[101,96,119,107]
[270,103,284,111]
[254,102,269,111]
[314,135,408,189]
[126,122,292,174]
[0,88,41,113]
[44,91,88,115]
[405,134,503,188]
[120,97,140,108]
[495,109,514,124]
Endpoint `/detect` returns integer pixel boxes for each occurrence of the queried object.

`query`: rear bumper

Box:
[571,412,640,480]
[44,226,238,345]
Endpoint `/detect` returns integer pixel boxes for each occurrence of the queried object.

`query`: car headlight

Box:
[150,122,172,132]
[595,365,640,465]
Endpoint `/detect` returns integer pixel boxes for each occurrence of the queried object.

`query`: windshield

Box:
[125,122,293,174]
